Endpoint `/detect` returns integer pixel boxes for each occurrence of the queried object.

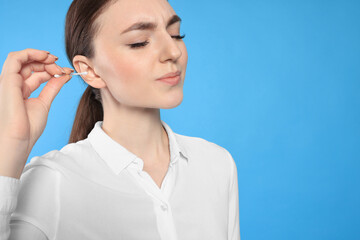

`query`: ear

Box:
[72,55,107,89]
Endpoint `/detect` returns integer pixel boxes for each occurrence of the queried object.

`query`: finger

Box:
[20,62,67,80]
[44,63,68,78]
[22,71,52,99]
[36,68,73,109]
[1,48,57,75]
[20,62,57,80]
[23,68,73,100]
[61,67,75,76]
[52,67,74,84]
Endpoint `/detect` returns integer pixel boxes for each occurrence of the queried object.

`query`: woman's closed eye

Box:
[128,34,186,49]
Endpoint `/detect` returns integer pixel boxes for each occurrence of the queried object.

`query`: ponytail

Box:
[68,86,103,143]
[65,0,114,143]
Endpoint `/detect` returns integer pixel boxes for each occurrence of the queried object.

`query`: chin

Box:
[158,91,184,109]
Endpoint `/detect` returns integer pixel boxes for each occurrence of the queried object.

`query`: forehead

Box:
[96,0,176,32]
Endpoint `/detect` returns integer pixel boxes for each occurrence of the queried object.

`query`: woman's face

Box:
[89,0,188,109]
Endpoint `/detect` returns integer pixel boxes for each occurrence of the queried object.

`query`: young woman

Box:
[0,0,240,239]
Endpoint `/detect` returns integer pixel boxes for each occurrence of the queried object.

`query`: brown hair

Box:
[65,0,116,143]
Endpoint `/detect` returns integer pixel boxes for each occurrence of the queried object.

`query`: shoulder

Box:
[174,132,236,175]
[174,132,238,196]
[175,132,233,159]
[23,138,98,178]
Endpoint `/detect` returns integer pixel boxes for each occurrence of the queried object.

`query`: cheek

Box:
[96,41,147,83]
[106,55,154,98]
[111,56,154,90]
[180,44,188,66]
[178,45,188,86]
[112,57,139,81]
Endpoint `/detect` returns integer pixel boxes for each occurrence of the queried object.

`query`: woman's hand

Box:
[0,48,73,178]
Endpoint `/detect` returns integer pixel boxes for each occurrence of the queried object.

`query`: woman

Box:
[0,0,240,239]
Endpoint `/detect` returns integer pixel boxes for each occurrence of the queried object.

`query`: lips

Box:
[157,70,181,80]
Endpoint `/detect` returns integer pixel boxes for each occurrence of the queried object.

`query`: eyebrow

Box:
[121,15,182,35]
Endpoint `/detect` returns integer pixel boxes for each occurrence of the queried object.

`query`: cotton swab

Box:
[54,72,88,78]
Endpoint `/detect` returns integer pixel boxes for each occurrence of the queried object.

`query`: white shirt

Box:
[0,120,240,240]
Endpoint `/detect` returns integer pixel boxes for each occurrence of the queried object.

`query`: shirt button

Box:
[160,204,168,211]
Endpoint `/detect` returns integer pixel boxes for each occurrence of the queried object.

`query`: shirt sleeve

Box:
[0,163,61,240]
[223,148,240,240]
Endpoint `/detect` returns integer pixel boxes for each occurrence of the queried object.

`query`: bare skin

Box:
[72,0,188,187]
[0,49,73,179]
[0,0,188,188]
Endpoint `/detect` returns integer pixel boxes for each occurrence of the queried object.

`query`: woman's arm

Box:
[224,149,240,240]
[0,175,47,240]
[0,163,61,240]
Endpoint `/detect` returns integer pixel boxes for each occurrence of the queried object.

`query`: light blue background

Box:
[1,0,359,239]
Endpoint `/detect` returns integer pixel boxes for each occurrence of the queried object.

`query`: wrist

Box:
[0,139,30,179]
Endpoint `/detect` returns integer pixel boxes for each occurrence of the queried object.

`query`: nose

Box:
[159,32,182,63]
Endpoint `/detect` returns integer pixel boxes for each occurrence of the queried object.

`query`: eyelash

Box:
[128,34,186,49]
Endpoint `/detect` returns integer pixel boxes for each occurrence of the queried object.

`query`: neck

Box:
[101,106,169,166]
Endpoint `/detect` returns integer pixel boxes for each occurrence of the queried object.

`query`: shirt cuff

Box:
[0,175,21,214]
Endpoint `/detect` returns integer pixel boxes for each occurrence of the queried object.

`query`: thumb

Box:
[37,67,73,111]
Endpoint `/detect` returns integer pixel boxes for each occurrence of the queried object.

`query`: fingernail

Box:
[70,69,75,72]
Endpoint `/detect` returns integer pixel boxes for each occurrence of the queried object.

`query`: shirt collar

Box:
[87,120,189,175]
